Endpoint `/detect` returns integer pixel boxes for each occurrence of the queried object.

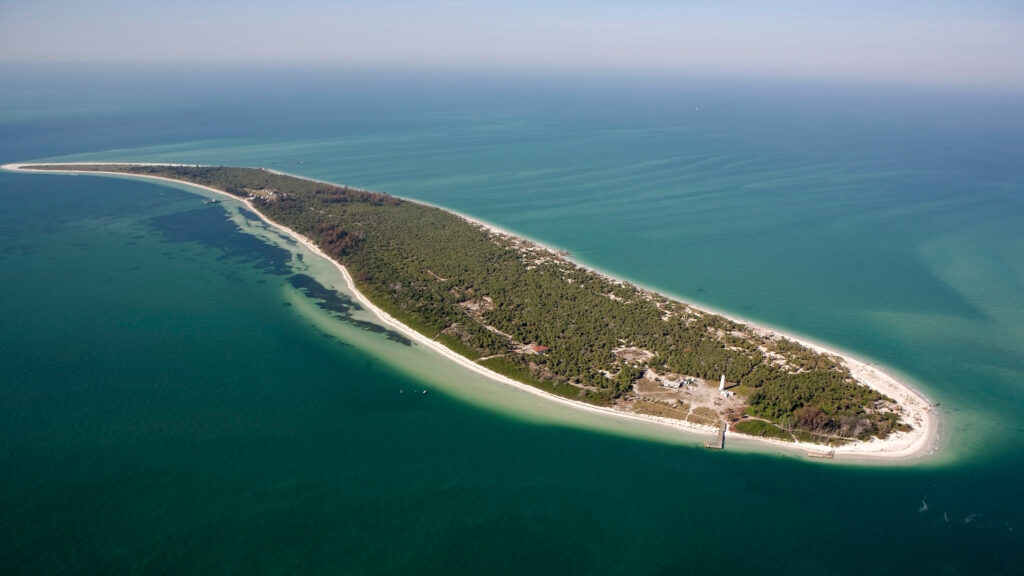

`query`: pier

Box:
[703,421,726,450]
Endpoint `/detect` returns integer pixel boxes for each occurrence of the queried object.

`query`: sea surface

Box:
[1,65,1022,574]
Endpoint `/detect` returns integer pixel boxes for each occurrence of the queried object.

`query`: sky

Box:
[2,0,1023,90]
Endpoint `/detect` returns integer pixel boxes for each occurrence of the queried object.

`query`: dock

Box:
[703,421,726,450]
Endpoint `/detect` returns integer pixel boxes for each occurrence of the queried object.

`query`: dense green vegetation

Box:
[33,164,906,442]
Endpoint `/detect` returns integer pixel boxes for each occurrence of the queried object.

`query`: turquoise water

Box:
[1,65,1022,573]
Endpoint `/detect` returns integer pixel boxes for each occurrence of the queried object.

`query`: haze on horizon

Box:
[2,0,1023,91]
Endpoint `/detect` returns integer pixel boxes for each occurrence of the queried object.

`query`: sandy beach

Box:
[3,162,940,462]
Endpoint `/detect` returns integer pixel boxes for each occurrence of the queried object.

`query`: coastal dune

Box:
[3,162,939,462]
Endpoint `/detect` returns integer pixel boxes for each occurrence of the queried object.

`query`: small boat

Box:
[202,198,221,205]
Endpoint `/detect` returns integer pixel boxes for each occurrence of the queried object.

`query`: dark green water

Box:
[1,67,1022,574]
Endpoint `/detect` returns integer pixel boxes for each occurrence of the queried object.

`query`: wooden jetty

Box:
[703,421,727,450]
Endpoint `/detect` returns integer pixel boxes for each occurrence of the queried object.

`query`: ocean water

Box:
[1,65,1022,574]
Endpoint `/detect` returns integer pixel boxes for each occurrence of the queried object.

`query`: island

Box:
[4,163,938,460]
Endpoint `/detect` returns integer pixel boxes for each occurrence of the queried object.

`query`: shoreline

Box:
[3,161,940,463]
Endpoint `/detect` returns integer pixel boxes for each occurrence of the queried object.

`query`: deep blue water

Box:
[1,64,1022,574]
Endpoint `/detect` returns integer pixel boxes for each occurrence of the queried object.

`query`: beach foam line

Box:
[3,162,939,462]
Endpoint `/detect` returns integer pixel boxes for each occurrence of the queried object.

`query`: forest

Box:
[31,164,908,442]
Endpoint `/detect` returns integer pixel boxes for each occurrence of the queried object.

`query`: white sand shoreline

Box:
[3,162,940,463]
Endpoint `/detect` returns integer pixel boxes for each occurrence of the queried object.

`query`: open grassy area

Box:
[633,399,690,420]
[733,419,793,441]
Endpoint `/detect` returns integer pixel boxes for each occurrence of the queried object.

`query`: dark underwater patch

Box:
[288,273,412,346]
[238,207,262,222]
[149,206,293,276]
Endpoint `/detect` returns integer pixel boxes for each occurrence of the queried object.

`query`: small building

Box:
[526,344,549,355]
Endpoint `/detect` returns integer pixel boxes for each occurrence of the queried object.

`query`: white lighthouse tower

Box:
[719,374,726,392]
